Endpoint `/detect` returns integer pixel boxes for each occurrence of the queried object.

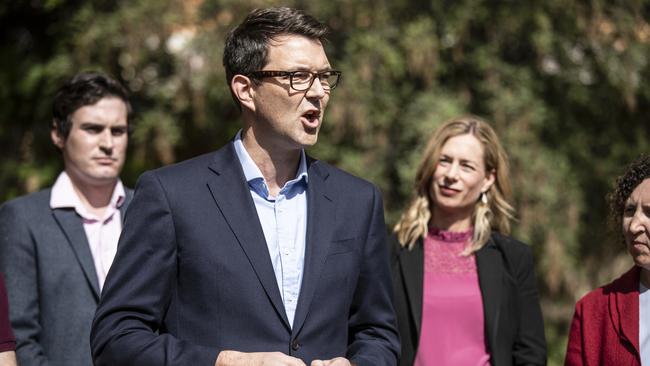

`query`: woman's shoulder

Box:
[489,231,533,257]
[575,284,609,310]
[387,232,405,259]
[577,266,640,307]
[387,232,421,259]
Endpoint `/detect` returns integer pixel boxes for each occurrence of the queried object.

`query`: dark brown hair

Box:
[52,72,132,139]
[222,7,328,107]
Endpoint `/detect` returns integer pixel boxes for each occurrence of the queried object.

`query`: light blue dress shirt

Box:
[233,132,308,328]
[641,281,649,366]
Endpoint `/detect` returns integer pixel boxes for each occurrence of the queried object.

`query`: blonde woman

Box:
[390,116,546,366]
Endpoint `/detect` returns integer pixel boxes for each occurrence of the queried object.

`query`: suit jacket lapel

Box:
[206,144,290,329]
[119,189,133,223]
[476,237,502,354]
[400,239,424,334]
[291,159,336,335]
[52,208,100,300]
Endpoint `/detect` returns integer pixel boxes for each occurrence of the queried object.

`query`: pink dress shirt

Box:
[50,172,125,291]
[414,227,490,366]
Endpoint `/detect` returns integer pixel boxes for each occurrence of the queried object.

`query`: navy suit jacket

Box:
[91,143,400,366]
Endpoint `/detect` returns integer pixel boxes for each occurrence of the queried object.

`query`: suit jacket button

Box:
[291,340,301,351]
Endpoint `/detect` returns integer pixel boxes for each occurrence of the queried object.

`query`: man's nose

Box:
[99,130,114,152]
[305,76,327,99]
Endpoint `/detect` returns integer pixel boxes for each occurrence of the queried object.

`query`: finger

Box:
[326,357,351,366]
[258,352,305,366]
[311,360,325,366]
[287,355,307,366]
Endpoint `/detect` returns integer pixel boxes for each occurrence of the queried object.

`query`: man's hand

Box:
[216,350,307,366]
[310,357,352,366]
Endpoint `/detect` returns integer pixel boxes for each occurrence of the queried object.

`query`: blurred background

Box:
[1,0,649,364]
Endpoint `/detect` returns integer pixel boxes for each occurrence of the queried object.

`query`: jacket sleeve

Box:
[90,171,219,366]
[0,274,15,352]
[346,186,400,366]
[564,302,583,366]
[0,201,51,366]
[511,243,547,366]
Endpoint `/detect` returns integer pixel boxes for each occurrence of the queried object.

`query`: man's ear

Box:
[231,75,256,112]
[51,120,64,149]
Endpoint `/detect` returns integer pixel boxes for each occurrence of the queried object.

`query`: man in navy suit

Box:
[91,7,399,366]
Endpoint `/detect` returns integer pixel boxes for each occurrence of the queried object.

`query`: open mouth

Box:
[303,110,320,120]
[301,110,321,128]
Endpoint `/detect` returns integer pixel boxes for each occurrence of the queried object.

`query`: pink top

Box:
[414,227,490,366]
[50,172,125,292]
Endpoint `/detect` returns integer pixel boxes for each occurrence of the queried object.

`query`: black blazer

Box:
[390,231,546,366]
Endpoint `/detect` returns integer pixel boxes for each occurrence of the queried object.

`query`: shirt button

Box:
[291,339,301,350]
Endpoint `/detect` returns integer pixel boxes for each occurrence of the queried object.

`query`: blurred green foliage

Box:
[1,0,649,364]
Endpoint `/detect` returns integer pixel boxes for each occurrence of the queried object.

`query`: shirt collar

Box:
[50,171,126,220]
[233,130,308,199]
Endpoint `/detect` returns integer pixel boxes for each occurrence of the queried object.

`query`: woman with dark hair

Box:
[565,154,650,366]
[390,115,546,365]
[0,274,17,366]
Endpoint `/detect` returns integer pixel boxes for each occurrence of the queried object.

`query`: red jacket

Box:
[565,266,641,366]
[0,273,16,352]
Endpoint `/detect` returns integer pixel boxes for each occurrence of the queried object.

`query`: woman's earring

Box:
[481,192,488,205]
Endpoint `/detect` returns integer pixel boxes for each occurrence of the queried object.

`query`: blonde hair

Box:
[394,115,515,255]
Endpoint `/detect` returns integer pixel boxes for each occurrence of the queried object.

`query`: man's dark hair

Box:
[608,154,650,243]
[222,7,329,107]
[52,71,132,139]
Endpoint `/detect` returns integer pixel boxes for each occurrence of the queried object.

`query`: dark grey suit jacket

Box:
[91,143,400,366]
[0,185,133,366]
[390,232,547,366]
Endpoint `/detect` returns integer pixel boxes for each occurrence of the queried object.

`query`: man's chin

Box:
[299,132,319,147]
[83,170,121,186]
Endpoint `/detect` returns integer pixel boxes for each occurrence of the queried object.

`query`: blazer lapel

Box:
[291,159,336,335]
[476,238,502,354]
[206,144,290,329]
[52,208,100,300]
[400,239,424,334]
[609,266,641,356]
[119,189,133,223]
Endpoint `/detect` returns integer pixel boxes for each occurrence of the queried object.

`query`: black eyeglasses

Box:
[247,70,342,91]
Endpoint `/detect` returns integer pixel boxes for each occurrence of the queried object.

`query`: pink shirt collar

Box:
[50,171,125,220]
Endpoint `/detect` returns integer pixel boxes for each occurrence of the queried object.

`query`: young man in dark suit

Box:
[91,7,399,366]
[0,72,133,366]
